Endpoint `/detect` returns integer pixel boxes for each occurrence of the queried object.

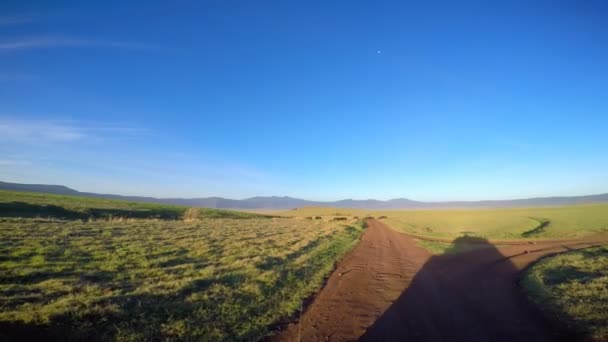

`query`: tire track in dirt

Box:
[269,220,608,342]
[268,220,430,341]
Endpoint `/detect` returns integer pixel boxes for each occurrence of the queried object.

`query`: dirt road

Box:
[269,220,607,342]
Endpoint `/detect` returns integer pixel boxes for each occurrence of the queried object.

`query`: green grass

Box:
[280,204,608,240]
[522,245,608,340]
[414,239,493,255]
[0,190,264,220]
[4,190,607,338]
[383,205,608,239]
[279,206,372,218]
[0,191,364,341]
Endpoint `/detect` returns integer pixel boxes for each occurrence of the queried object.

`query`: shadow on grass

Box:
[255,235,328,271]
[522,218,551,238]
[0,272,254,342]
[0,255,310,341]
[0,201,181,220]
[541,266,598,286]
[0,202,82,220]
[0,293,197,341]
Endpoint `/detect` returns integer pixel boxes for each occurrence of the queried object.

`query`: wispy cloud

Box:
[0,118,150,144]
[0,118,280,198]
[0,36,153,52]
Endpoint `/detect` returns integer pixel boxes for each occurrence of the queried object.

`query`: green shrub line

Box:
[0,190,269,221]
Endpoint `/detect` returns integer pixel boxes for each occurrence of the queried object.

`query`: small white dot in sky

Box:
[377,50,382,54]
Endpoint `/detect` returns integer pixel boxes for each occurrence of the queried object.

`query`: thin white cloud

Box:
[0,118,149,144]
[0,36,153,52]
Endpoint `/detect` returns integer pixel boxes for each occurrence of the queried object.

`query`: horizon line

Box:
[1,180,607,204]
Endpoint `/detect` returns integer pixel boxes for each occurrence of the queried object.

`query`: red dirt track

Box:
[270,220,608,342]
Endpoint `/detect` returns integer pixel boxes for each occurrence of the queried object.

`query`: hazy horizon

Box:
[2,2,607,201]
[2,179,608,204]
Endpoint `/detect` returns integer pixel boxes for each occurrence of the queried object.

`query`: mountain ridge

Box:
[1,181,607,210]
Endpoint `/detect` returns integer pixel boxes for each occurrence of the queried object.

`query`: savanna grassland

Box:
[0,190,260,220]
[280,204,608,256]
[3,190,608,341]
[0,191,364,341]
[282,204,608,240]
[282,203,608,340]
[522,245,608,340]
[382,205,608,239]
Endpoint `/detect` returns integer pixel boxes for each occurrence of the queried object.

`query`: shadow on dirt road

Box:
[359,235,576,342]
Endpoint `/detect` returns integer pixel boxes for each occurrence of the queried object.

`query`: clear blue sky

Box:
[1,1,607,201]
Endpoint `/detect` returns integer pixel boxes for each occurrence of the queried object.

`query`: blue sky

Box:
[1,1,607,201]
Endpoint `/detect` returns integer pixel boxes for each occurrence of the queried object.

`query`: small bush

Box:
[183,207,200,221]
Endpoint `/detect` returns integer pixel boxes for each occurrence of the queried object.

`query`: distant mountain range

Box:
[1,181,608,210]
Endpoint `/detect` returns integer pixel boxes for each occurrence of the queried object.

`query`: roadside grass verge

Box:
[0,217,364,341]
[0,190,364,340]
[521,245,608,340]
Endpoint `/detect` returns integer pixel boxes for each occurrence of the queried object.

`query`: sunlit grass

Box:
[281,204,608,240]
[383,205,608,239]
[0,190,265,220]
[414,239,492,255]
[522,245,608,340]
[0,217,363,340]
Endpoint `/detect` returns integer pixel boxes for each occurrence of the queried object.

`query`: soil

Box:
[268,219,608,342]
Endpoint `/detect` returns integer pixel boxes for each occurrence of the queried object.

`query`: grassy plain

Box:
[281,204,608,240]
[282,206,372,218]
[0,191,364,341]
[3,190,608,340]
[413,239,492,255]
[522,245,608,340]
[0,190,262,220]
